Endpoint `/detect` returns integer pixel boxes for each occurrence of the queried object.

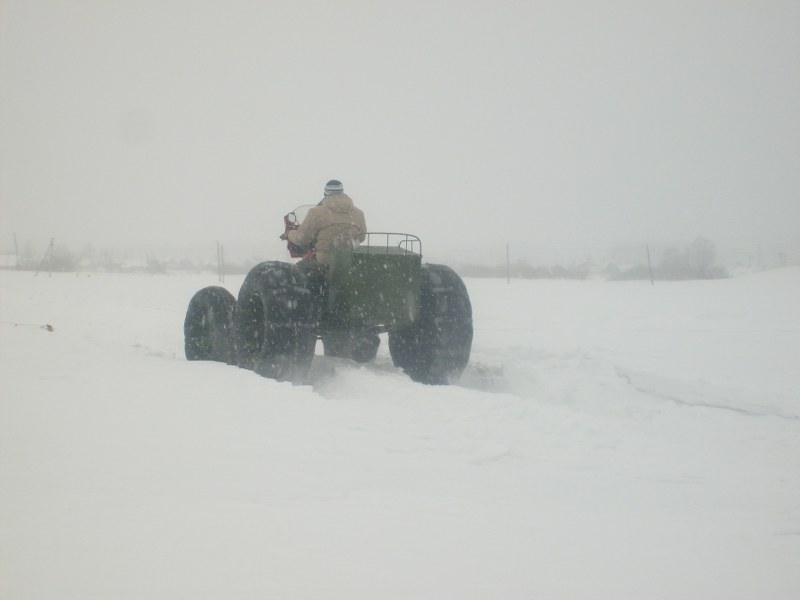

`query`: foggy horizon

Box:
[1,1,798,261]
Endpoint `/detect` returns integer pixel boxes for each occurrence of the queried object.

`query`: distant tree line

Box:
[457,261,592,280]
[457,237,729,281]
[1,240,265,274]
[609,237,728,280]
[0,237,739,281]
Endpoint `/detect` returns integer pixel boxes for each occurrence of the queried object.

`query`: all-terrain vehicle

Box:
[184,208,473,384]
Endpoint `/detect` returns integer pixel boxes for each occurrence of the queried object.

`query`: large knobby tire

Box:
[322,333,380,363]
[389,264,473,384]
[184,286,237,364]
[235,261,316,382]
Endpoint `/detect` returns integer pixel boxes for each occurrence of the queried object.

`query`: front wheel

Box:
[388,264,473,384]
[184,286,237,364]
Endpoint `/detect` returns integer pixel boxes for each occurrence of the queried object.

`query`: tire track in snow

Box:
[615,367,800,422]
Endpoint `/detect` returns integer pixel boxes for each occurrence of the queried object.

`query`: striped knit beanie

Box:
[324,179,344,196]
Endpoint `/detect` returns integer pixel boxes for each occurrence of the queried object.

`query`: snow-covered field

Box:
[1,267,799,600]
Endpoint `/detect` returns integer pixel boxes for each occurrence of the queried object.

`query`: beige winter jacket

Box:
[286,193,367,265]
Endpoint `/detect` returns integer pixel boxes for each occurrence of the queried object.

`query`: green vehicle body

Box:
[324,234,422,335]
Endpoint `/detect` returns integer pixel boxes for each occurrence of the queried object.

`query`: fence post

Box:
[216,241,225,283]
[35,239,54,277]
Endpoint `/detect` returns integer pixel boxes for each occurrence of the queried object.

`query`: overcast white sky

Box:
[1,0,798,262]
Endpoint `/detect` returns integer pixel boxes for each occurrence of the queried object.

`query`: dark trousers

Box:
[295,258,328,321]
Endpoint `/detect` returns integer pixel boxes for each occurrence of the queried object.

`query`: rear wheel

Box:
[184,286,237,363]
[235,262,316,381]
[389,264,473,384]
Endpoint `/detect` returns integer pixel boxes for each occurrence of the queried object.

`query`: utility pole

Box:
[646,245,654,286]
[13,233,19,270]
[506,243,510,284]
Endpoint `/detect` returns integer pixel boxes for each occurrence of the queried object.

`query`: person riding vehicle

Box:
[280,179,368,316]
[280,179,367,267]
